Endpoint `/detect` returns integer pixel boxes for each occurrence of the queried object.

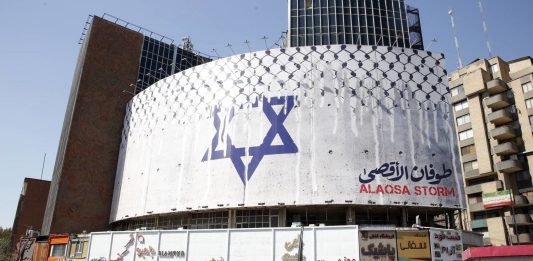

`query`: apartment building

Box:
[450,56,533,246]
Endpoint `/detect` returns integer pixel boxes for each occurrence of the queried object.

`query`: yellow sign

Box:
[397,231,431,260]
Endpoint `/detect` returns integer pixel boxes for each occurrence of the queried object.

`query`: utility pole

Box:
[40,153,46,180]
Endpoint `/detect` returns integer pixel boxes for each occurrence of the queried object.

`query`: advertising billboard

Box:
[429,229,462,261]
[110,45,463,222]
[396,231,431,261]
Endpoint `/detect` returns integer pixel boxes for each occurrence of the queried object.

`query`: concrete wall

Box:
[486,217,507,246]
[468,95,493,174]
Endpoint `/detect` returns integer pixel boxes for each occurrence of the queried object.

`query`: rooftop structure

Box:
[288,0,423,49]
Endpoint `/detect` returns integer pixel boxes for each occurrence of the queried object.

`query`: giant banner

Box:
[110,45,464,222]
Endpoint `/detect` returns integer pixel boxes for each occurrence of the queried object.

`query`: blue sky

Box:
[0,0,532,228]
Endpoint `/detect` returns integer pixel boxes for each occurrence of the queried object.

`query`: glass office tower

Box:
[288,0,424,49]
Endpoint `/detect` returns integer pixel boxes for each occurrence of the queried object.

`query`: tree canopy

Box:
[0,227,13,261]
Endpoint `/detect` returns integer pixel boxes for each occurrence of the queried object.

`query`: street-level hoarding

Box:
[429,228,462,261]
[482,189,512,208]
[396,230,431,261]
[87,226,475,261]
[15,238,35,261]
[110,44,464,223]
[87,226,360,261]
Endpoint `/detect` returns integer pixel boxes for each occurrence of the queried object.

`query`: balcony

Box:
[497,159,523,173]
[514,195,529,205]
[471,219,488,229]
[511,233,533,244]
[487,78,508,94]
[465,180,503,195]
[491,125,517,140]
[494,142,519,156]
[488,109,514,125]
[464,169,480,180]
[505,214,533,226]
[485,93,512,110]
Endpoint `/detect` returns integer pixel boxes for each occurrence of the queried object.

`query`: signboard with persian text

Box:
[396,231,431,260]
[359,230,397,261]
[429,229,462,261]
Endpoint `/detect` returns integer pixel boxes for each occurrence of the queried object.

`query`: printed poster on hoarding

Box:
[315,226,359,261]
[105,232,160,261]
[396,231,431,261]
[159,231,188,261]
[229,230,272,261]
[429,229,462,261]
[359,230,397,261]
[274,228,314,261]
[188,231,227,261]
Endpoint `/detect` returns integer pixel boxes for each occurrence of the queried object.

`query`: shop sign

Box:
[396,231,430,260]
[359,230,397,261]
[429,229,462,261]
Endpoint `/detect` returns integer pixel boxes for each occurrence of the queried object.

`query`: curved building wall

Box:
[110,45,464,223]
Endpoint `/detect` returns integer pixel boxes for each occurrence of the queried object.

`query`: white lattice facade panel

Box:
[111,45,464,222]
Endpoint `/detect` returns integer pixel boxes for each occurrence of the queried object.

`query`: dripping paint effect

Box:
[406,107,416,166]
[359,88,365,126]
[295,105,302,203]
[389,101,395,142]
[433,107,440,143]
[310,87,318,192]
[372,106,380,167]
[425,108,431,148]
[445,111,464,208]
[176,120,188,209]
[418,108,425,146]
[351,108,359,137]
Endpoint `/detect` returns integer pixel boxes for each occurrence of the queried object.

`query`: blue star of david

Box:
[202,96,298,184]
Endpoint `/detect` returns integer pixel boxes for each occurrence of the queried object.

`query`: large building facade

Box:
[450,57,533,245]
[41,2,464,248]
[41,15,208,234]
[288,0,423,49]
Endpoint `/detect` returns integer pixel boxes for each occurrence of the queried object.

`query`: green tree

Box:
[0,227,13,261]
